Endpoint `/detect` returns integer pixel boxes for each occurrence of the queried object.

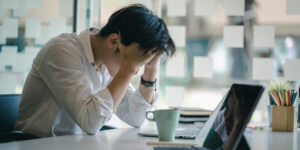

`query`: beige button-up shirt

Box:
[14,28,158,137]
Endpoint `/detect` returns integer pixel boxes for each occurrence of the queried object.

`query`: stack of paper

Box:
[171,107,212,123]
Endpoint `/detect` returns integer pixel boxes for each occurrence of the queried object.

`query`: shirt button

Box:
[96,69,99,72]
[91,63,95,66]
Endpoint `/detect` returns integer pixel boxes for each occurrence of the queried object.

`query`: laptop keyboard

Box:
[175,129,199,139]
[138,123,202,139]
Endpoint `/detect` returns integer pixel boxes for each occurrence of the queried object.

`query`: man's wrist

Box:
[145,65,158,72]
[140,76,156,87]
[143,67,157,81]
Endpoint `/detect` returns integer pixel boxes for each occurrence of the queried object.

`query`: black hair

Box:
[99,4,175,56]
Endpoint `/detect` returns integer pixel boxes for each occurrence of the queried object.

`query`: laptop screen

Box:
[201,84,264,150]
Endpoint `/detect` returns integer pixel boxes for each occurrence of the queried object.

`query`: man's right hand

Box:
[108,43,158,111]
[119,42,157,74]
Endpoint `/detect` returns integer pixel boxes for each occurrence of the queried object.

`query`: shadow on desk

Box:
[0,125,116,143]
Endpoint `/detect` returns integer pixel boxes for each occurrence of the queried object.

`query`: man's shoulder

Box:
[47,33,81,49]
[40,33,84,57]
[35,33,84,64]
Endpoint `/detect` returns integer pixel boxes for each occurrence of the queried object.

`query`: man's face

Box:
[105,47,123,77]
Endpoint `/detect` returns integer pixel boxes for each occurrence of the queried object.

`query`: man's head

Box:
[100,4,175,56]
[98,4,175,76]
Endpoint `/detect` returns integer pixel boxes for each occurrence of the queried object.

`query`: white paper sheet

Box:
[15,47,40,72]
[0,26,5,44]
[3,18,18,38]
[0,73,17,94]
[3,0,18,9]
[0,46,18,71]
[193,56,213,78]
[223,25,244,48]
[16,53,28,72]
[49,19,67,38]
[224,0,245,16]
[79,19,87,33]
[168,26,186,47]
[35,25,50,45]
[25,19,41,39]
[0,0,5,17]
[253,26,275,48]
[25,47,40,61]
[166,56,185,78]
[195,0,216,16]
[13,8,28,17]
[26,0,42,9]
[284,59,300,81]
[59,0,73,17]
[93,0,100,16]
[252,58,274,80]
[67,26,73,33]
[286,0,300,15]
[13,0,28,17]
[80,0,87,9]
[165,86,184,107]
[167,0,186,17]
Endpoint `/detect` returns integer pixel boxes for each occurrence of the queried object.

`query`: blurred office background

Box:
[1,0,300,127]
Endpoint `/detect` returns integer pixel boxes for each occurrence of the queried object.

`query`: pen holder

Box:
[272,106,294,132]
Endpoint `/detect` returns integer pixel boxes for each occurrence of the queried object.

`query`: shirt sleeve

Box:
[115,84,159,128]
[38,44,114,135]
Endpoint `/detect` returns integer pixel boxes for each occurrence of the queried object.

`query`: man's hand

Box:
[138,51,163,105]
[142,51,163,81]
[119,43,158,74]
[145,51,163,70]
[108,43,158,111]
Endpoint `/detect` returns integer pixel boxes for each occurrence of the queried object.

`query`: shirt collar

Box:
[79,28,96,64]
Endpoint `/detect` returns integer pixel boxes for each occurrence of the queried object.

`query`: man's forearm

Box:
[139,67,157,104]
[107,63,135,111]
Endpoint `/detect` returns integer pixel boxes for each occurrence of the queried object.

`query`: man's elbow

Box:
[77,116,108,135]
[77,106,113,135]
[81,124,100,135]
[130,118,145,128]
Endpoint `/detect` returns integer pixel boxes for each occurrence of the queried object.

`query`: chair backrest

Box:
[0,94,21,133]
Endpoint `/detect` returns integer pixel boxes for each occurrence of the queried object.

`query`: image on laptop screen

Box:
[201,84,264,150]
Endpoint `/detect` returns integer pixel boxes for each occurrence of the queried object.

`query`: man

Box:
[15,4,175,137]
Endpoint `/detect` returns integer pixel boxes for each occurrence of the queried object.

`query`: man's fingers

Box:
[153,51,163,60]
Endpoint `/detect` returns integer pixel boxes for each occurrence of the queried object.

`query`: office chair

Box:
[0,94,39,143]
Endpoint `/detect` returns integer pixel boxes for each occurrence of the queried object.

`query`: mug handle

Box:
[145,111,156,121]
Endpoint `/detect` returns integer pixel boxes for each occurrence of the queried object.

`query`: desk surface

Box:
[0,128,299,150]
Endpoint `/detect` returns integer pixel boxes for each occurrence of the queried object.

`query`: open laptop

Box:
[151,83,265,150]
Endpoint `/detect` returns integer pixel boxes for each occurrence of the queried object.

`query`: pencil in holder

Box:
[272,106,294,132]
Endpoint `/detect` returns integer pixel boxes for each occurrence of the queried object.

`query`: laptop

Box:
[151,83,265,150]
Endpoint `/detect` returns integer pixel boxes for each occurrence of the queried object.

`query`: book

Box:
[170,107,213,123]
[179,116,209,123]
[171,106,212,117]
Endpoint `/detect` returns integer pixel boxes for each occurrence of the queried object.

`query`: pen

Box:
[270,93,279,106]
